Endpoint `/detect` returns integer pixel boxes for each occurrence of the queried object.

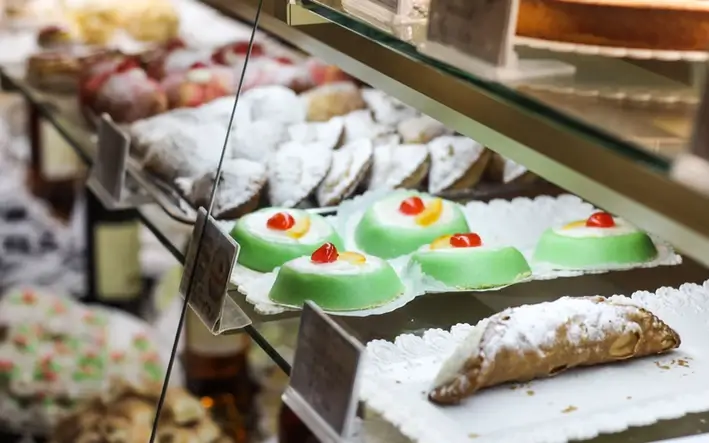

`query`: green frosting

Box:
[410,246,532,289]
[533,229,658,268]
[354,192,470,259]
[231,208,344,272]
[268,259,405,311]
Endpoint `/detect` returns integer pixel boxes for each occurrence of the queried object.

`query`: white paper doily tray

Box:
[360,282,709,443]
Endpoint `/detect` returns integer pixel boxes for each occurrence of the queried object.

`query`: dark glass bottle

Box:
[278,402,320,443]
[84,189,144,316]
[183,310,255,443]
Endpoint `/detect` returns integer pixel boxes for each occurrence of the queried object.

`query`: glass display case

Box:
[3,0,709,441]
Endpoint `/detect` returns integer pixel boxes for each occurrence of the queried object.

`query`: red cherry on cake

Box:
[399,196,425,215]
[311,243,339,264]
[267,212,295,231]
[586,212,615,228]
[450,233,482,248]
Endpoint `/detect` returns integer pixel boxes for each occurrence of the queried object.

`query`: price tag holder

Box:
[283,301,364,442]
[180,207,247,334]
[418,0,574,81]
[88,114,150,209]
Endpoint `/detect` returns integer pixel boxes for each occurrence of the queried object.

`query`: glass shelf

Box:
[5,31,709,443]
[202,0,709,272]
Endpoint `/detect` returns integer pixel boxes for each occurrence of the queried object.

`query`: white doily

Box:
[361,281,709,443]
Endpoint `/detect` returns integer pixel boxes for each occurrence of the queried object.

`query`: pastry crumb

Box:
[626,396,632,400]
[468,433,479,439]
[561,405,577,414]
[526,390,535,396]
[676,359,690,367]
[655,361,670,370]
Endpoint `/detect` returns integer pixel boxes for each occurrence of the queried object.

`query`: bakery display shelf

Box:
[200,0,709,272]
[0,67,301,373]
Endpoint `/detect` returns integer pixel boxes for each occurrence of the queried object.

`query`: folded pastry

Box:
[429,296,680,405]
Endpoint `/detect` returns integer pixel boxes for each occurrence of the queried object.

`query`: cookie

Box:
[189,158,267,219]
[242,85,306,125]
[427,136,491,194]
[287,117,344,150]
[361,88,418,125]
[484,152,538,184]
[398,115,450,144]
[342,109,393,144]
[230,120,288,164]
[301,82,365,122]
[368,144,430,191]
[268,141,333,207]
[317,139,374,206]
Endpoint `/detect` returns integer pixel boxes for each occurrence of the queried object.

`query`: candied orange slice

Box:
[286,216,311,239]
[339,251,366,264]
[430,235,453,250]
[415,198,443,227]
[562,220,585,230]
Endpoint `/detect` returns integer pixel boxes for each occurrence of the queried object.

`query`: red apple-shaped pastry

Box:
[211,40,266,67]
[305,58,353,86]
[78,53,129,108]
[161,62,235,109]
[93,60,168,123]
[146,40,210,80]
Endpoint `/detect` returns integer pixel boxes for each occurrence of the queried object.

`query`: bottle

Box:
[84,189,144,316]
[27,105,85,220]
[278,402,320,443]
[183,309,255,443]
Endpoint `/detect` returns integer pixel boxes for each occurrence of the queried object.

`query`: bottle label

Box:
[186,310,248,355]
[40,120,85,180]
[95,222,142,300]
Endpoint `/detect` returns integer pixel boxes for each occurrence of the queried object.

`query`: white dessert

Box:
[267,141,333,207]
[241,208,334,244]
[371,194,459,228]
[554,217,639,238]
[286,254,384,275]
[427,136,486,194]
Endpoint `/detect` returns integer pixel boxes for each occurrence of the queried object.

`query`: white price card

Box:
[89,114,129,207]
[284,301,364,443]
[426,0,518,66]
[180,207,243,334]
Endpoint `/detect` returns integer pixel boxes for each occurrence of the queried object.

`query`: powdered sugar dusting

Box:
[369,144,429,190]
[428,136,485,194]
[230,120,288,163]
[398,115,450,144]
[100,68,157,102]
[317,139,374,206]
[343,110,394,144]
[287,117,344,150]
[503,157,529,183]
[268,141,333,207]
[189,158,266,218]
[243,85,306,124]
[361,88,418,126]
[434,297,642,389]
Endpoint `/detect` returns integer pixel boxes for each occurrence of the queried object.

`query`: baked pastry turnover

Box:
[429,296,680,405]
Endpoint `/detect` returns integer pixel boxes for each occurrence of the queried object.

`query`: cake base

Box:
[517,0,709,51]
[268,259,405,311]
[533,229,658,269]
[410,246,532,290]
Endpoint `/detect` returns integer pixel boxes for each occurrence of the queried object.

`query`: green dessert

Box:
[230,208,344,272]
[409,233,532,289]
[354,191,470,259]
[268,243,405,311]
[533,211,658,269]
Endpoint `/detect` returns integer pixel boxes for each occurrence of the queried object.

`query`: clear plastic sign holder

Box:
[87,113,151,209]
[283,301,365,443]
[179,207,250,334]
[418,0,575,82]
[148,1,263,441]
[671,61,709,194]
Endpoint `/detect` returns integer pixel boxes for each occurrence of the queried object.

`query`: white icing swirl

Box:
[242,209,333,244]
[285,254,385,275]
[553,217,639,238]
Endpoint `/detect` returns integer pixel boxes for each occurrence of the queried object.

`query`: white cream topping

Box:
[242,208,333,244]
[419,243,500,253]
[371,194,460,228]
[285,254,385,275]
[553,217,639,238]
